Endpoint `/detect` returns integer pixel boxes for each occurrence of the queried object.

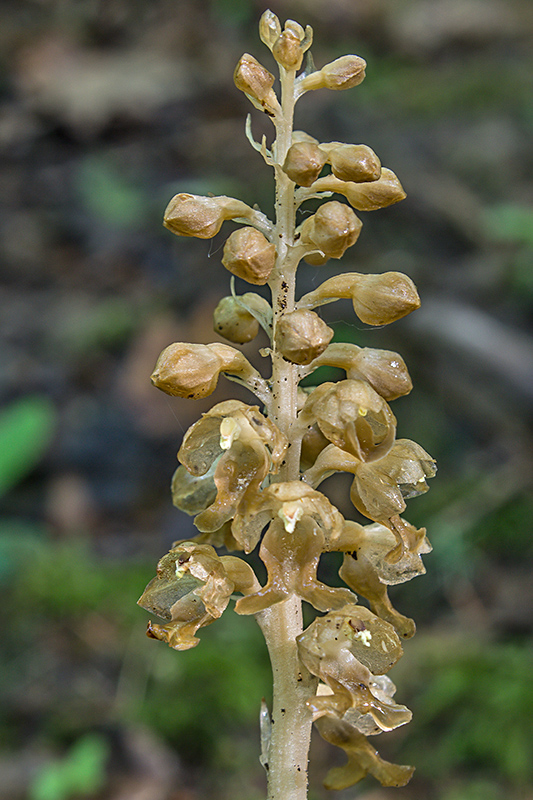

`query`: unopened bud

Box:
[234,53,278,113]
[272,20,312,71]
[273,28,303,70]
[299,272,420,326]
[292,130,319,145]
[301,201,362,265]
[222,226,276,285]
[309,343,412,401]
[151,343,223,399]
[353,272,420,325]
[354,348,412,400]
[213,296,259,344]
[163,194,252,239]
[299,55,366,92]
[282,142,327,186]
[259,9,281,49]
[275,309,333,365]
[151,342,254,399]
[342,168,406,211]
[326,143,381,183]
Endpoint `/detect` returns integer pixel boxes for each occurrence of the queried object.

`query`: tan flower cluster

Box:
[139,10,436,796]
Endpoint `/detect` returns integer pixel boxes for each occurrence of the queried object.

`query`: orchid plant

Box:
[138,11,436,800]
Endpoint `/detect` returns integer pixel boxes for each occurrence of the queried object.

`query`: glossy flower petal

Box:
[315,715,414,789]
[138,542,258,650]
[350,438,436,524]
[297,605,411,732]
[178,401,287,542]
[235,483,354,614]
[299,379,396,461]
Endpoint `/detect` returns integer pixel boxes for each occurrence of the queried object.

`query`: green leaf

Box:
[0,396,56,497]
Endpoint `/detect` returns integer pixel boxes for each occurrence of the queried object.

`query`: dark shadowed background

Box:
[1,1,533,799]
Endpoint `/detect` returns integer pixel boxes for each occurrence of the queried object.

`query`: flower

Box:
[299,55,366,92]
[234,53,280,115]
[137,541,258,649]
[300,201,362,265]
[234,482,355,614]
[303,439,435,561]
[213,296,260,344]
[315,715,415,789]
[282,142,327,186]
[297,605,411,732]
[178,400,287,537]
[298,379,396,461]
[222,226,276,285]
[299,271,420,325]
[151,342,266,400]
[324,142,381,183]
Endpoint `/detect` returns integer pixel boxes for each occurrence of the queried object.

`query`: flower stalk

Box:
[138,11,435,800]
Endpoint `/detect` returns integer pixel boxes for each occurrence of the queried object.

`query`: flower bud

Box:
[213,296,259,344]
[273,27,303,70]
[299,272,420,325]
[292,130,319,145]
[151,342,256,399]
[299,55,366,92]
[151,342,223,398]
[222,226,276,285]
[282,142,327,186]
[326,143,381,183]
[275,309,333,365]
[353,272,420,325]
[341,168,406,211]
[301,201,362,265]
[259,9,281,49]
[234,53,279,114]
[353,348,412,400]
[272,20,312,71]
[308,343,412,401]
[163,193,252,239]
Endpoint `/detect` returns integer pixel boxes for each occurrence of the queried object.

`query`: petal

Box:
[315,716,415,789]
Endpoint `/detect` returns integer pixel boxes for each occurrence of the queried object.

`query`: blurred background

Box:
[1,0,533,799]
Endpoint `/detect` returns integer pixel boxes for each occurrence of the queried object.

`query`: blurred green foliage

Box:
[400,636,533,788]
[77,154,148,229]
[29,734,108,800]
[0,396,56,498]
[4,533,271,765]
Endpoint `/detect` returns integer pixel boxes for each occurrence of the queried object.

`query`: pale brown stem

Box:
[260,64,315,800]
